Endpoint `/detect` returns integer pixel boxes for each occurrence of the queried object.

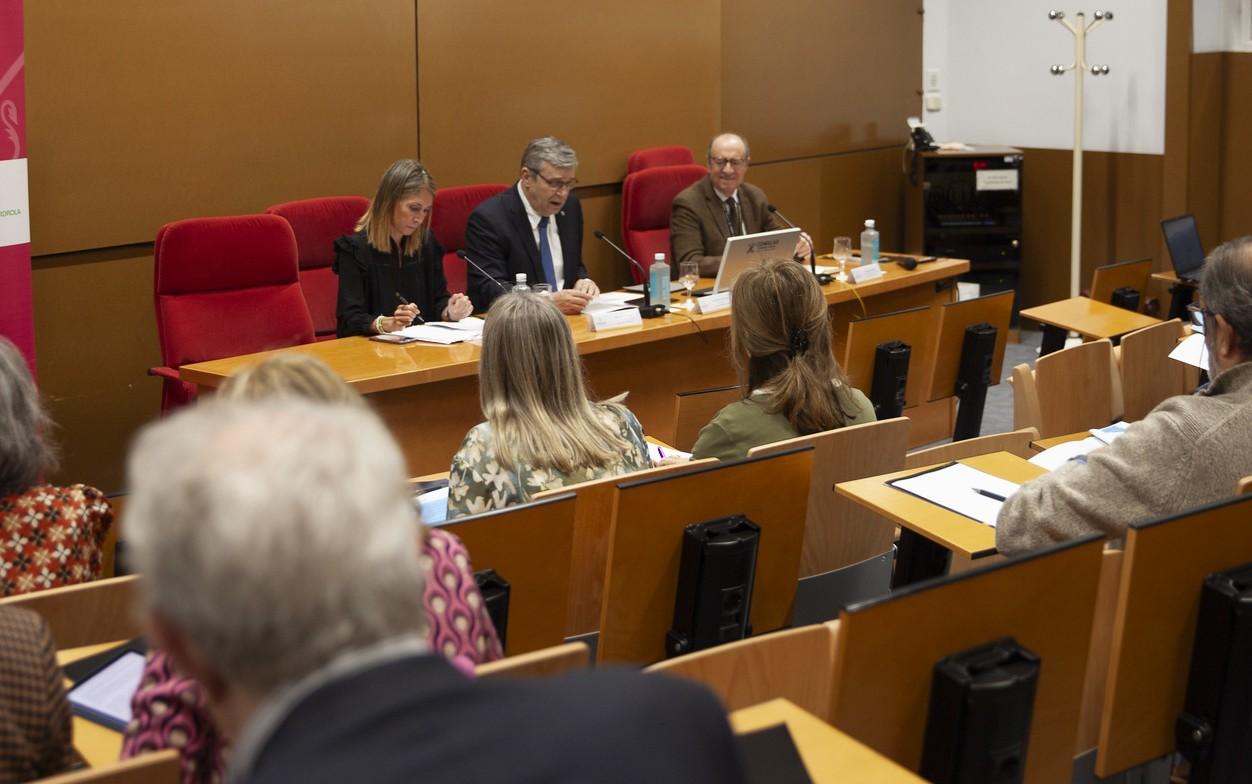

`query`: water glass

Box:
[832,237,852,283]
[679,260,700,310]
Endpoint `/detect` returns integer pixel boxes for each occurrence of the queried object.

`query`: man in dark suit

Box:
[671,133,813,277]
[464,136,601,313]
[123,399,745,784]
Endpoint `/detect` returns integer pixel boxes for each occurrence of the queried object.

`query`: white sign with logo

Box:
[0,157,30,248]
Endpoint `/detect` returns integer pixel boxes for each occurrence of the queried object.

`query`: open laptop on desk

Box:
[690,227,802,296]
[1161,214,1206,283]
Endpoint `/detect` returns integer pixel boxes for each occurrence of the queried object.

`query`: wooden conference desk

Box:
[1019,296,1161,356]
[181,259,969,476]
[58,641,126,768]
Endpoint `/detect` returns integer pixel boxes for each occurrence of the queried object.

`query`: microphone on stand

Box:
[456,250,508,293]
[767,204,831,285]
[592,229,667,318]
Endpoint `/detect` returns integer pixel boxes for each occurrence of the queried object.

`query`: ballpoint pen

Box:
[972,488,1007,502]
[395,292,425,325]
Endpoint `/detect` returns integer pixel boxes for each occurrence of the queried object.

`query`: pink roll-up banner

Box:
[0,0,34,373]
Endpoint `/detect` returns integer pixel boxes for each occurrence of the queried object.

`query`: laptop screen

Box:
[1160,215,1206,280]
[713,227,802,294]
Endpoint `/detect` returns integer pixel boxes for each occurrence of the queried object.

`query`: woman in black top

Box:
[334,160,473,337]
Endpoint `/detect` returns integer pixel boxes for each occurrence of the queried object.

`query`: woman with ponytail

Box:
[692,260,875,461]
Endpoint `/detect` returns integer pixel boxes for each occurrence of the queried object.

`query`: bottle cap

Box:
[654,253,666,262]
[865,219,876,228]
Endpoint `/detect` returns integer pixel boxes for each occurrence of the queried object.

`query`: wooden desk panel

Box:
[835,452,1047,558]
[1019,296,1160,341]
[181,259,968,475]
[58,641,127,768]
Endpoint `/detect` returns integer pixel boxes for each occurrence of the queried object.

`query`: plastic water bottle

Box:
[860,219,880,267]
[649,253,671,309]
[512,273,530,293]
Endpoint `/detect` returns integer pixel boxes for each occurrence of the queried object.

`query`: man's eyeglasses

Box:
[708,157,748,170]
[528,170,578,192]
[1187,302,1212,333]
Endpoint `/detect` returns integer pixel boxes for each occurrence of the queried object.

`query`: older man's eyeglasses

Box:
[1187,302,1212,334]
[709,157,748,170]
[528,170,578,192]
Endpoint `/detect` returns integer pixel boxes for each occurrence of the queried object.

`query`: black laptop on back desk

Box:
[1161,214,1206,283]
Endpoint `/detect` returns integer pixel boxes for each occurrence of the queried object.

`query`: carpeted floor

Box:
[980,329,1043,436]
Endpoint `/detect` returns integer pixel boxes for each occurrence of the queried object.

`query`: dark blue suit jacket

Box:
[463,184,588,311]
[237,653,745,784]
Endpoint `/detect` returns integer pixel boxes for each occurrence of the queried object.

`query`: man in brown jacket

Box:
[669,133,812,277]
[997,236,1252,554]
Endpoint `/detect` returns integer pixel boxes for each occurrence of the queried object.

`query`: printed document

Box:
[888,462,1021,527]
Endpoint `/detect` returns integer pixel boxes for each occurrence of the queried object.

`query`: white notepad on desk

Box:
[887,462,1021,527]
[396,317,485,345]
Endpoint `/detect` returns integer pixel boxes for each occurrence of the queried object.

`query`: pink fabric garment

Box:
[120,527,503,783]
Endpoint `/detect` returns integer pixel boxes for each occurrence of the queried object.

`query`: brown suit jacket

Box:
[0,607,75,781]
[669,176,786,276]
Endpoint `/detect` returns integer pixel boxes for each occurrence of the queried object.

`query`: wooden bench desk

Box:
[58,641,127,769]
[1019,296,1161,356]
[180,260,969,476]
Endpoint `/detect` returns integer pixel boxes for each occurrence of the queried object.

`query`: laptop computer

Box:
[1160,214,1206,283]
[710,227,802,294]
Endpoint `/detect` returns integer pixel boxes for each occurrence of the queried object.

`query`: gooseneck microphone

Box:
[592,229,666,318]
[455,250,508,292]
[767,204,831,285]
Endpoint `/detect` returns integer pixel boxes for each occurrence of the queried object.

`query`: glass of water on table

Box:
[679,260,700,310]
[832,237,852,283]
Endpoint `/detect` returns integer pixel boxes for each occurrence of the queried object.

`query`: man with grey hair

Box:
[670,132,813,277]
[464,136,600,313]
[997,236,1252,554]
[126,400,744,784]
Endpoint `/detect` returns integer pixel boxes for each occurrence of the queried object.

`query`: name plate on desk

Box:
[850,264,884,284]
[695,291,732,314]
[585,307,643,332]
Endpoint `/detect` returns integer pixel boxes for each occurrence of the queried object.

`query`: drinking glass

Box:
[679,260,700,310]
[531,283,552,296]
[832,237,852,283]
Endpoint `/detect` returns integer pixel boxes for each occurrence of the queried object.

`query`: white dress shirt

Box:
[516,181,565,290]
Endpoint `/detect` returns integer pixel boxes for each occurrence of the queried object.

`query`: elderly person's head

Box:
[518,136,578,218]
[219,353,364,408]
[1199,236,1252,377]
[0,338,57,497]
[706,133,750,199]
[125,400,425,734]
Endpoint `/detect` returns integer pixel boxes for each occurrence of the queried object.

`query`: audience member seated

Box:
[463,136,600,314]
[670,133,812,277]
[447,294,651,518]
[121,354,502,783]
[692,260,875,461]
[0,606,75,781]
[123,400,744,784]
[998,236,1252,554]
[0,338,112,597]
[334,159,473,338]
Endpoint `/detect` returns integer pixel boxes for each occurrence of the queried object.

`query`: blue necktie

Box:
[537,216,557,288]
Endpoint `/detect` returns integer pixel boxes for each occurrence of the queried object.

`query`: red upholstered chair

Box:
[265,196,369,340]
[149,214,315,414]
[431,184,509,294]
[626,145,696,174]
[621,164,707,283]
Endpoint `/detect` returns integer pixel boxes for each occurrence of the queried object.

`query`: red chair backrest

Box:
[626,145,696,174]
[431,184,509,294]
[153,214,315,413]
[265,196,369,340]
[621,164,707,283]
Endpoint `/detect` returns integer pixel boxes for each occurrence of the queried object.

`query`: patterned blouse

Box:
[1,484,113,597]
[120,527,503,784]
[446,406,652,519]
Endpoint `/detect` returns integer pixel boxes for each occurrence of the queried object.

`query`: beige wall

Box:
[26,1,923,493]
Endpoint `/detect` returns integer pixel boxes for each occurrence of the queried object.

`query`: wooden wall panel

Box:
[1188,53,1225,247]
[1220,54,1252,239]
[721,0,921,162]
[32,250,159,494]
[24,0,417,256]
[415,0,720,188]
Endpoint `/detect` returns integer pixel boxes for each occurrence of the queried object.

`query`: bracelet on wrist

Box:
[374,315,387,334]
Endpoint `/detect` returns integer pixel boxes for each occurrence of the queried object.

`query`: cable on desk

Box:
[666,306,710,346]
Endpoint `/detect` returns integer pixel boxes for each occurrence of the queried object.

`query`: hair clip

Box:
[789,328,810,357]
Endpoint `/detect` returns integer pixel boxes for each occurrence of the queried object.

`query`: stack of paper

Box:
[1169,332,1209,370]
[1028,437,1103,471]
[396,317,485,345]
[584,292,640,315]
[888,462,1021,527]
[1088,421,1129,444]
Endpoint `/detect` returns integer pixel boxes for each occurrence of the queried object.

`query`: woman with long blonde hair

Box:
[692,259,875,460]
[447,293,650,517]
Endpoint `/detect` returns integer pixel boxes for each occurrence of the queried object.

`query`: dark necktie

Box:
[537,216,558,287]
[724,198,741,237]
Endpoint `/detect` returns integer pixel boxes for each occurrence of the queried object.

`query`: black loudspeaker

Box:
[920,637,1040,784]
[870,340,911,419]
[474,569,510,650]
[953,322,998,441]
[1176,562,1252,783]
[1111,286,1141,312]
[665,516,760,658]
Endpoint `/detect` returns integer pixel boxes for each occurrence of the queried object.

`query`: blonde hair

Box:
[730,260,859,434]
[219,353,365,409]
[356,159,437,256]
[478,294,635,473]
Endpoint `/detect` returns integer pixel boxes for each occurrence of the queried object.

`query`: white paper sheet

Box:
[415,485,450,525]
[648,442,692,464]
[1088,421,1130,445]
[1029,437,1104,471]
[1169,332,1209,370]
[69,651,145,726]
[584,292,640,315]
[888,463,1021,527]
[395,317,484,344]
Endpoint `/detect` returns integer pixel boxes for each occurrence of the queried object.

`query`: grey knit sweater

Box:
[996,361,1252,555]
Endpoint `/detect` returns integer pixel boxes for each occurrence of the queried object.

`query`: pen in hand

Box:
[972,488,1007,502]
[394,292,425,325]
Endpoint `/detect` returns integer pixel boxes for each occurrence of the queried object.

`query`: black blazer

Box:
[463,184,588,311]
[332,230,452,337]
[238,653,745,784]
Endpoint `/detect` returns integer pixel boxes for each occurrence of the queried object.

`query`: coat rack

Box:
[1049,10,1114,298]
